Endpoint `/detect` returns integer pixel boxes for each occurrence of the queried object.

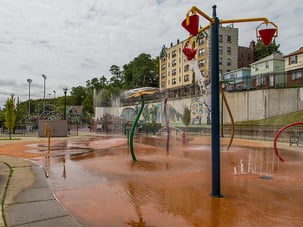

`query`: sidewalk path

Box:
[0,155,82,227]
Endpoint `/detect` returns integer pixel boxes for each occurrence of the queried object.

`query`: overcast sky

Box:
[0,0,302,106]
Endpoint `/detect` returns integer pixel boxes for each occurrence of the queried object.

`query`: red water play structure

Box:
[273,122,303,162]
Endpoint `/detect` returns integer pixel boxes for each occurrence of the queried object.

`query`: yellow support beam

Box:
[184,6,278,46]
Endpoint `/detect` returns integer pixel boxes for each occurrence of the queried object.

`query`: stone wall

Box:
[95,87,303,126]
[223,87,303,123]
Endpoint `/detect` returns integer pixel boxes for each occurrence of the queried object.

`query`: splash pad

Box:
[17,134,303,226]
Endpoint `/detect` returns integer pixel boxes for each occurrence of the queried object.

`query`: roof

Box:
[250,53,284,66]
[284,47,303,58]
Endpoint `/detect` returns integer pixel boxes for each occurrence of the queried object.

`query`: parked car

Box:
[226,84,251,92]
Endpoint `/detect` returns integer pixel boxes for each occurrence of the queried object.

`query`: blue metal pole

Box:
[210,5,223,198]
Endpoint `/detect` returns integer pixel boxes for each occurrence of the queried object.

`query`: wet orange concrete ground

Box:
[1,135,303,227]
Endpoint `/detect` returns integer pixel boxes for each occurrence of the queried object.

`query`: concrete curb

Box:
[0,155,82,227]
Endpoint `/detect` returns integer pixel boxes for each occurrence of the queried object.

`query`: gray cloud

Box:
[0,0,302,106]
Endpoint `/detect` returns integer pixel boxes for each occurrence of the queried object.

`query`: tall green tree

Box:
[85,76,111,110]
[70,86,87,106]
[4,97,16,140]
[255,40,282,61]
[123,53,159,88]
[109,65,123,88]
[182,105,191,127]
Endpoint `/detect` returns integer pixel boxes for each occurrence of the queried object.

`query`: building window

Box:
[219,46,223,54]
[256,75,264,86]
[289,55,298,65]
[172,69,176,76]
[184,74,189,82]
[172,78,176,85]
[198,48,205,56]
[198,59,205,67]
[219,35,223,42]
[227,35,232,43]
[172,59,176,67]
[184,64,189,72]
[172,50,176,58]
[227,47,231,55]
[199,38,204,45]
[265,62,269,68]
[292,71,303,80]
[227,58,231,66]
[219,57,222,65]
[269,75,274,86]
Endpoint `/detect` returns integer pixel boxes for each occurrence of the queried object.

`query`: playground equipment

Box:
[181,5,278,197]
[44,123,51,153]
[123,87,159,161]
[220,84,234,150]
[163,97,170,154]
[273,122,303,162]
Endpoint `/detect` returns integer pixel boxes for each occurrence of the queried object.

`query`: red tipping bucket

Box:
[181,15,199,36]
[182,47,197,60]
[259,28,276,46]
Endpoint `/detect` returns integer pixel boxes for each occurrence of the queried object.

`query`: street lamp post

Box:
[53,90,56,106]
[182,5,277,198]
[27,79,32,116]
[42,74,47,112]
[63,87,68,120]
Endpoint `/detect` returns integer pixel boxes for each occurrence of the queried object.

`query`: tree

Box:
[109,65,123,88]
[255,40,282,61]
[123,53,159,88]
[70,86,87,106]
[82,92,94,113]
[182,105,191,127]
[4,97,16,140]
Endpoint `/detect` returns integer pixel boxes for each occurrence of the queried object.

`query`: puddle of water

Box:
[28,135,303,226]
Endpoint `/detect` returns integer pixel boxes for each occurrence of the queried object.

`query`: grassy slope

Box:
[236,110,303,126]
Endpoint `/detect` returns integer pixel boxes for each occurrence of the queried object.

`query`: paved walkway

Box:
[0,155,82,227]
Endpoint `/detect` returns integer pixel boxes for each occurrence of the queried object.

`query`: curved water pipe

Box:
[220,86,235,150]
[273,122,303,162]
[164,97,170,154]
[123,87,159,161]
[129,96,145,161]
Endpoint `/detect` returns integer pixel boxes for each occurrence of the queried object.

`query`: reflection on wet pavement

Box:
[29,135,303,227]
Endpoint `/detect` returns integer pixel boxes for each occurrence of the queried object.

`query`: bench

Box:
[289,132,303,146]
